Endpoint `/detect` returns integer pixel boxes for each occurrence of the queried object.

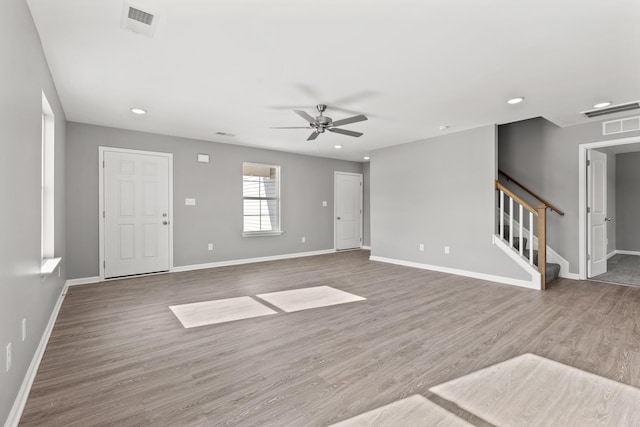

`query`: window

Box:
[41,92,55,261]
[242,163,282,236]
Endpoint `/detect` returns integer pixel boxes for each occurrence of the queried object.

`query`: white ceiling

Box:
[27,0,640,162]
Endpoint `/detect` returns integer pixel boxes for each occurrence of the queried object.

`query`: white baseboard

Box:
[66,276,100,286]
[361,245,371,250]
[172,249,336,273]
[613,250,640,256]
[4,282,69,427]
[369,255,540,290]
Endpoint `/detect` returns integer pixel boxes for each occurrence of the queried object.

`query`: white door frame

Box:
[578,135,640,280]
[98,146,174,281]
[334,171,363,250]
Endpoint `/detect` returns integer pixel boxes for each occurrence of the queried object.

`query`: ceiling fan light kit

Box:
[273,104,368,141]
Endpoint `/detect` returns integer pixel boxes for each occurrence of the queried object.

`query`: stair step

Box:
[502,225,560,284]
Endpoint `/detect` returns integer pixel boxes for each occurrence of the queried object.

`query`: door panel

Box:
[588,150,607,277]
[104,150,170,278]
[336,173,362,250]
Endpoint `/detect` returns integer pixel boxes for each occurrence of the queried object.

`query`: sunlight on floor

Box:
[430,353,640,426]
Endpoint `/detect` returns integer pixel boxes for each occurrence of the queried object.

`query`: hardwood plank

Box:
[18,250,640,426]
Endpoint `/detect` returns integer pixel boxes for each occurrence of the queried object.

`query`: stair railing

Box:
[498,170,565,216]
[495,181,548,289]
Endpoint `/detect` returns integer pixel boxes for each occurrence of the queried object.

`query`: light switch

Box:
[185,198,196,206]
[197,154,210,163]
[322,201,328,207]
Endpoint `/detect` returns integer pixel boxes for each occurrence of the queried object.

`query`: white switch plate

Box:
[185,198,196,206]
[444,246,450,254]
[301,237,306,243]
[322,201,328,207]
[22,318,26,341]
[419,243,424,251]
[197,153,210,163]
[6,343,11,372]
[208,243,213,251]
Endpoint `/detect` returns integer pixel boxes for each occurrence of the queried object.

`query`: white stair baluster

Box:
[500,190,504,239]
[509,197,513,248]
[529,211,534,265]
[519,204,524,256]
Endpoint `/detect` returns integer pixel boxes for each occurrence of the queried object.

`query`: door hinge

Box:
[587,207,591,213]
[103,160,105,168]
[587,160,591,166]
[103,210,105,218]
[587,254,591,260]
[103,260,106,269]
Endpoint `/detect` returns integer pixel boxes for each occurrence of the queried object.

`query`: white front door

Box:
[335,172,362,250]
[101,148,172,279]
[588,149,607,277]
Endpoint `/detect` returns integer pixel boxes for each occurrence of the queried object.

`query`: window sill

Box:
[242,231,284,238]
[40,257,62,276]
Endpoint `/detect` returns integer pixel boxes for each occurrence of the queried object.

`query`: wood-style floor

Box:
[19,250,640,426]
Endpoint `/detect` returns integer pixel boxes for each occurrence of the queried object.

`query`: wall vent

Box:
[121,3,160,38]
[582,102,640,119]
[603,116,640,136]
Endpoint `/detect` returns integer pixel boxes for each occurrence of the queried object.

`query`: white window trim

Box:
[41,91,58,275]
[242,162,282,237]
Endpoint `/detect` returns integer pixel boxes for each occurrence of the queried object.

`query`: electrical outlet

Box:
[301,237,306,243]
[444,246,450,254]
[6,343,11,372]
[22,318,26,341]
[207,243,214,251]
[419,243,424,251]
[185,198,196,206]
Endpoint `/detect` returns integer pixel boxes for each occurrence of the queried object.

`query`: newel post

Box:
[536,204,547,289]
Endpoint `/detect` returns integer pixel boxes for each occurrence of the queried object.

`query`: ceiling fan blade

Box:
[328,128,363,138]
[294,110,317,124]
[331,115,368,127]
[307,131,320,141]
[270,126,311,129]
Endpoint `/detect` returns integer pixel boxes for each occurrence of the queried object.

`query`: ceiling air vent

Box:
[603,116,640,136]
[582,101,640,119]
[121,3,160,38]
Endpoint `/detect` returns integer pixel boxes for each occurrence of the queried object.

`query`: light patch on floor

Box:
[330,395,472,427]
[256,285,365,313]
[430,353,640,426]
[169,296,277,328]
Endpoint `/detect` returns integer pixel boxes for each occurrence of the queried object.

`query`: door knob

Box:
[605,217,613,222]
[162,221,168,225]
[337,217,341,220]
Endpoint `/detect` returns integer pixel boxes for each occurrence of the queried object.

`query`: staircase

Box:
[504,225,561,284]
[495,171,565,289]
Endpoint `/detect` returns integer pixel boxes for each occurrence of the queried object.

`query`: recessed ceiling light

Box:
[507,97,524,105]
[130,108,147,115]
[593,101,612,109]
[363,156,370,160]
[334,145,343,149]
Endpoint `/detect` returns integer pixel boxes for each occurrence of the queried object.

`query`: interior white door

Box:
[335,172,362,250]
[588,149,607,277]
[103,150,170,278]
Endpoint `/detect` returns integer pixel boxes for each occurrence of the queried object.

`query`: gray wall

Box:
[362,161,370,247]
[371,125,529,281]
[66,122,362,279]
[0,0,67,423]
[499,117,640,273]
[616,151,640,252]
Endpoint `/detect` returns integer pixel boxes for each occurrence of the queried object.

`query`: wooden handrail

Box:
[495,181,538,216]
[498,170,565,216]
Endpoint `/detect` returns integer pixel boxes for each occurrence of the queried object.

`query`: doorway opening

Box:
[579,135,640,286]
